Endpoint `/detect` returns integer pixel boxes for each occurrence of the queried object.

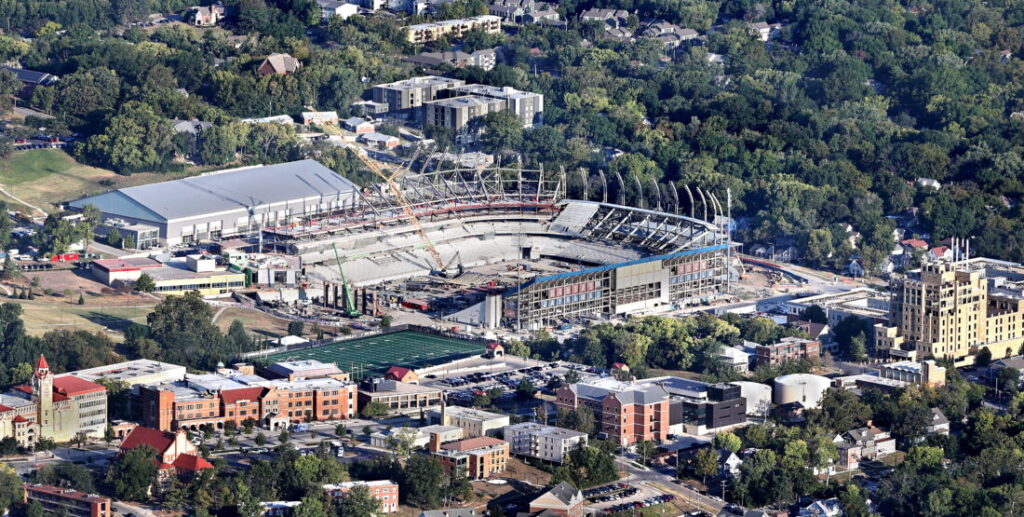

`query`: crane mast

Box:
[348,148,447,274]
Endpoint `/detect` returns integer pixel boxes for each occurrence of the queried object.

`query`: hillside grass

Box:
[0,150,197,213]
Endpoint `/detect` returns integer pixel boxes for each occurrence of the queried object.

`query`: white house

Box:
[798,498,842,517]
[317,0,360,20]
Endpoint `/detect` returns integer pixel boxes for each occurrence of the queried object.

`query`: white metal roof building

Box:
[68,160,359,247]
[61,359,187,387]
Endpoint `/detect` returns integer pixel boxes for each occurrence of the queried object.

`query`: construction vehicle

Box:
[331,243,361,317]
[347,147,449,275]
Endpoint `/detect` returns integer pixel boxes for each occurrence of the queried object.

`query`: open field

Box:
[15,299,155,336]
[0,150,199,213]
[259,330,484,378]
[214,306,296,338]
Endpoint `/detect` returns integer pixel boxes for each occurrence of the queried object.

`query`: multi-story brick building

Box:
[556,376,746,443]
[140,369,356,432]
[433,436,510,479]
[754,337,820,366]
[323,480,400,513]
[24,484,112,517]
[556,378,669,446]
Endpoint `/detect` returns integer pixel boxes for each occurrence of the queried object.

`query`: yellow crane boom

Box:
[348,148,446,273]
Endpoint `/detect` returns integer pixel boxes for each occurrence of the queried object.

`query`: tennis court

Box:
[260,330,483,378]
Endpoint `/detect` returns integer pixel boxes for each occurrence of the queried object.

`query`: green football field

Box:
[260,330,483,379]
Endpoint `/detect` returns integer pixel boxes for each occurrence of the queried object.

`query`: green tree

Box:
[475,110,524,154]
[516,377,536,398]
[694,447,719,485]
[803,229,835,268]
[105,445,158,501]
[839,483,871,517]
[288,320,304,337]
[235,479,263,517]
[78,204,101,256]
[996,367,1021,398]
[401,455,445,508]
[713,432,742,453]
[636,440,657,464]
[799,305,828,324]
[78,102,174,173]
[976,347,993,367]
[506,340,530,357]
[293,492,330,517]
[134,273,156,293]
[161,477,188,510]
[106,228,122,247]
[360,401,389,418]
[25,500,43,517]
[338,484,380,517]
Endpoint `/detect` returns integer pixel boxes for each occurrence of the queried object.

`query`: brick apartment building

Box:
[24,485,111,517]
[433,436,510,479]
[755,337,821,367]
[556,377,746,444]
[324,480,400,513]
[140,369,356,432]
[556,379,670,446]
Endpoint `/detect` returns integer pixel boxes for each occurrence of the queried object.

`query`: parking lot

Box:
[583,482,676,514]
[421,359,601,406]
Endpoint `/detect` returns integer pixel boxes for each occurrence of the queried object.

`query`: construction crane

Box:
[348,147,448,275]
[331,243,361,317]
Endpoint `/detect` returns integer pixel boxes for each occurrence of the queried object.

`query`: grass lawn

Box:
[16,299,156,336]
[0,149,199,213]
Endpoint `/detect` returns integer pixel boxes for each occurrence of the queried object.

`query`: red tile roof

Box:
[440,437,506,452]
[172,453,213,472]
[35,355,48,371]
[12,415,28,423]
[0,404,13,413]
[386,366,413,380]
[121,426,174,455]
[220,387,265,404]
[53,376,106,397]
[901,239,929,249]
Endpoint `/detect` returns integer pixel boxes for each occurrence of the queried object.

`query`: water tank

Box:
[732,381,772,417]
[773,373,832,409]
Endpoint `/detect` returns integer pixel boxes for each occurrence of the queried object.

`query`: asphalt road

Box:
[613,456,727,515]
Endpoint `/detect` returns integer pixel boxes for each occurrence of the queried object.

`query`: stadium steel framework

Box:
[264,160,733,329]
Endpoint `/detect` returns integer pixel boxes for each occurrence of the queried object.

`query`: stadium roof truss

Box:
[375,164,564,211]
[565,201,725,254]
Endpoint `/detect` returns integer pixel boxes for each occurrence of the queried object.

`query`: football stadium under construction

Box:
[71,157,734,330]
